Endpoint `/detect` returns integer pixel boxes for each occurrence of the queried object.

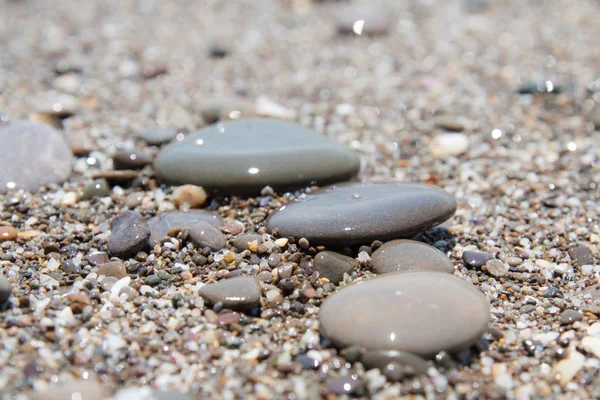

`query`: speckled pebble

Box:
[485,259,509,277]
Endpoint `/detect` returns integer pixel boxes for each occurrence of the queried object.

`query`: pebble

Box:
[112,149,153,170]
[326,375,363,395]
[0,226,18,242]
[154,118,360,194]
[319,272,490,358]
[560,309,583,325]
[233,234,262,251]
[96,261,128,279]
[313,251,356,284]
[568,246,595,266]
[266,183,456,246]
[430,133,469,158]
[199,277,262,310]
[147,211,223,242]
[334,5,396,36]
[360,350,430,380]
[371,239,454,275]
[172,184,207,208]
[135,127,177,145]
[188,222,226,251]
[581,284,600,302]
[86,252,109,265]
[0,276,11,304]
[485,259,509,277]
[108,211,151,259]
[65,131,99,156]
[434,116,466,132]
[91,170,140,185]
[519,80,562,95]
[82,178,111,200]
[0,121,73,193]
[199,97,257,123]
[462,251,492,268]
[100,276,119,291]
[35,93,79,118]
[551,351,585,386]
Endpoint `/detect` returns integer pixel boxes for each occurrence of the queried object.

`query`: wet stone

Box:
[92,170,140,185]
[96,261,127,279]
[266,183,456,246]
[188,222,226,251]
[462,251,492,268]
[108,211,151,259]
[135,127,177,146]
[147,211,223,243]
[569,246,595,266]
[560,309,583,325]
[360,350,430,380]
[0,276,11,304]
[518,80,562,95]
[334,5,396,36]
[113,150,153,170]
[32,378,108,400]
[100,276,118,291]
[0,121,73,193]
[199,276,262,311]
[154,118,360,195]
[0,226,18,242]
[313,251,356,284]
[199,97,257,124]
[82,178,110,200]
[233,234,262,251]
[319,272,490,358]
[371,239,454,275]
[172,184,207,208]
[86,252,109,266]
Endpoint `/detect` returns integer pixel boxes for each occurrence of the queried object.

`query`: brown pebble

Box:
[96,261,127,279]
[0,226,17,242]
[222,251,237,264]
[173,184,207,208]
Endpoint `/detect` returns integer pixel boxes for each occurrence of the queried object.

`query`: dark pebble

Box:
[108,211,151,259]
[462,251,492,268]
[568,246,595,266]
[560,309,583,325]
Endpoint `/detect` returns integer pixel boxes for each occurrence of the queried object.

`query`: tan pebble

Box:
[18,230,43,239]
[61,191,78,206]
[448,224,463,234]
[172,184,207,208]
[222,251,237,264]
[181,271,193,280]
[590,234,600,244]
[248,240,259,253]
[275,238,288,248]
[0,226,18,242]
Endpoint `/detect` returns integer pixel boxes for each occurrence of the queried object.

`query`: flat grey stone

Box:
[199,276,262,310]
[314,251,356,284]
[371,239,454,275]
[266,183,456,246]
[0,121,73,193]
[569,246,595,266]
[147,211,223,243]
[233,234,262,251]
[319,271,490,358]
[108,211,151,259]
[188,222,226,251]
[113,149,153,170]
[154,118,360,195]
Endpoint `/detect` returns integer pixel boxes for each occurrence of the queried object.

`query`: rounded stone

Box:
[154,118,360,195]
[188,222,226,251]
[462,251,492,268]
[371,239,454,275]
[172,184,207,208]
[233,234,262,251]
[112,149,153,170]
[96,261,127,279]
[560,309,583,325]
[0,121,73,193]
[82,179,111,200]
[485,259,509,277]
[313,251,356,284]
[319,272,490,358]
[147,211,223,243]
[199,277,262,310]
[135,127,177,145]
[266,183,457,246]
[0,226,18,242]
[32,378,108,400]
[108,211,151,259]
